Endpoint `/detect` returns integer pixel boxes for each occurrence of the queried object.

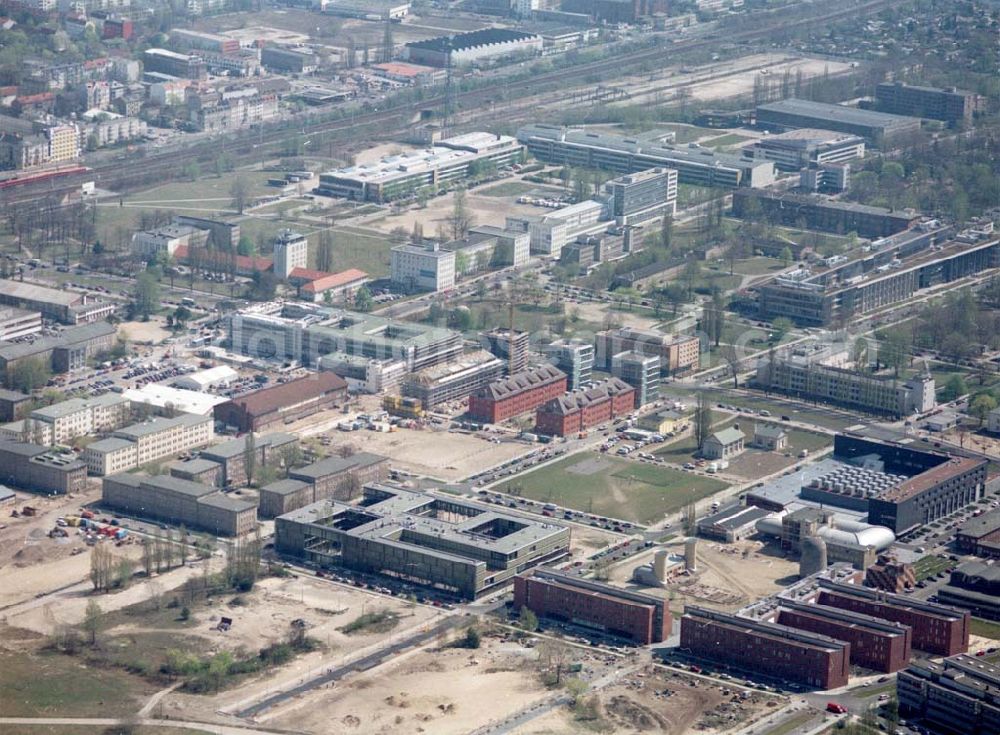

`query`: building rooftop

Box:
[476,364,566,401]
[197,492,256,512]
[754,423,787,440]
[301,269,370,296]
[819,579,969,621]
[407,350,503,386]
[261,478,310,496]
[685,605,849,653]
[170,457,221,475]
[224,372,346,418]
[709,426,745,445]
[124,384,228,416]
[114,413,209,440]
[957,508,1000,540]
[881,455,986,503]
[32,393,126,421]
[540,377,634,416]
[406,28,539,54]
[87,437,135,453]
[200,432,297,460]
[699,504,774,532]
[757,98,921,130]
[0,388,30,402]
[0,278,82,307]
[289,452,386,481]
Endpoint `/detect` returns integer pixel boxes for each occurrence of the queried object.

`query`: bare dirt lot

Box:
[604,538,799,613]
[118,318,173,345]
[264,631,554,735]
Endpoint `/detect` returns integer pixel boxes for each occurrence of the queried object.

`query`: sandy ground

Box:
[572,301,662,332]
[265,634,552,735]
[604,538,799,613]
[366,186,546,238]
[284,401,534,481]
[119,318,172,345]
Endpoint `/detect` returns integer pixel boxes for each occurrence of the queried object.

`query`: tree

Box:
[115,557,134,590]
[660,214,673,251]
[970,394,997,426]
[780,246,793,267]
[520,606,539,632]
[243,432,257,487]
[133,271,161,320]
[448,188,473,241]
[942,374,968,402]
[248,270,279,301]
[237,235,256,257]
[354,286,374,312]
[8,356,51,393]
[694,392,712,452]
[89,544,115,592]
[681,258,701,297]
[317,231,335,273]
[771,317,794,342]
[81,599,104,645]
[230,176,250,215]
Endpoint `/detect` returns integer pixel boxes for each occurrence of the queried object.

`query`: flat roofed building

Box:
[0,280,114,325]
[681,605,851,690]
[199,432,298,488]
[0,322,117,386]
[697,504,773,542]
[27,393,130,445]
[935,561,1000,621]
[595,327,699,375]
[0,306,42,341]
[514,568,671,644]
[285,452,389,510]
[172,365,239,392]
[214,372,348,433]
[897,655,1000,735]
[743,128,866,171]
[604,167,678,226]
[318,132,524,203]
[83,413,214,476]
[0,439,87,494]
[390,242,456,293]
[956,508,1000,558]
[123,384,229,417]
[517,124,776,188]
[816,578,970,657]
[169,457,223,486]
[275,484,570,598]
[756,99,922,146]
[405,28,542,68]
[102,473,256,536]
[401,350,505,410]
[545,339,593,390]
[468,364,568,424]
[775,599,912,673]
[875,82,976,126]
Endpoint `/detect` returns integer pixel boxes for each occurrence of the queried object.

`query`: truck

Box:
[826,702,847,714]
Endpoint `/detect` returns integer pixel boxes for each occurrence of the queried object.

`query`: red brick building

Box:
[214,372,348,433]
[514,569,671,645]
[955,508,1000,558]
[865,554,917,593]
[467,364,567,424]
[681,606,851,690]
[816,580,969,657]
[776,601,912,673]
[534,378,635,437]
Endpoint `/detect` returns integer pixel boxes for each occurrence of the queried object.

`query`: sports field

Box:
[504,453,727,525]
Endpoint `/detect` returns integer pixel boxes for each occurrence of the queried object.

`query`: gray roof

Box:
[170,457,221,475]
[0,389,30,402]
[197,492,256,512]
[87,437,135,453]
[289,452,386,481]
[260,478,310,496]
[709,426,745,445]
[200,432,297,460]
[114,413,209,439]
[0,321,116,363]
[142,474,217,498]
[32,394,126,421]
[754,423,787,440]
[0,484,15,501]
[757,99,921,130]
[958,508,1000,539]
[699,504,773,531]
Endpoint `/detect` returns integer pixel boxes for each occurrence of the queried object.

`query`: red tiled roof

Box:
[302,269,369,295]
[288,267,329,282]
[228,373,347,418]
[174,245,273,273]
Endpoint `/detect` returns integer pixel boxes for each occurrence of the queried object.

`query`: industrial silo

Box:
[653,549,670,583]
[800,535,828,578]
[684,537,698,573]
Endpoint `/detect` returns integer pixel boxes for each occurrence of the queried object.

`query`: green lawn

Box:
[0,650,156,717]
[763,712,820,735]
[505,453,727,525]
[710,393,855,431]
[701,133,753,149]
[913,554,952,582]
[730,256,788,276]
[970,617,1000,640]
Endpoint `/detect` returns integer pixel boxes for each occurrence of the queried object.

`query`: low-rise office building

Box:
[214,372,348,433]
[401,350,505,410]
[102,474,256,536]
[468,364,568,424]
[259,452,390,518]
[276,484,570,598]
[534,377,635,437]
[680,606,851,690]
[756,99,922,146]
[19,393,130,446]
[742,128,866,171]
[82,413,214,476]
[898,655,1000,735]
[874,82,976,127]
[0,280,115,325]
[0,321,118,387]
[0,440,87,495]
[956,508,1000,558]
[390,242,456,293]
[595,327,699,375]
[168,457,223,486]
[697,504,774,542]
[0,306,42,341]
[514,569,672,644]
[198,432,298,488]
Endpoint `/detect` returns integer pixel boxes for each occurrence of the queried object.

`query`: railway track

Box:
[6,0,898,205]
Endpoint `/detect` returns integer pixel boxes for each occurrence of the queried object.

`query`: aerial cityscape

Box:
[0,0,998,733]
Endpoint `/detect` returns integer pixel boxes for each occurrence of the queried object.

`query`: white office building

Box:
[273,229,308,279]
[391,242,456,293]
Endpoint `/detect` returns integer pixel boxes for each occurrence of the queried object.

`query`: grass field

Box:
[913,554,952,582]
[711,393,855,431]
[0,650,155,717]
[701,133,753,149]
[730,256,788,276]
[970,617,1000,640]
[506,453,727,524]
[764,712,820,735]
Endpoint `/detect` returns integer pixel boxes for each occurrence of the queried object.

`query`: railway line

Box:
[4,0,898,207]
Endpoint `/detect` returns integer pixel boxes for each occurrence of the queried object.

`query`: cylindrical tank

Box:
[800,535,828,578]
[653,549,669,581]
[684,537,698,573]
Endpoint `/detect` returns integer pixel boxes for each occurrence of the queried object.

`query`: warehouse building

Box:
[754,343,937,416]
[514,568,672,645]
[815,579,969,657]
[897,655,1000,735]
[534,377,635,437]
[317,132,524,202]
[199,432,298,488]
[697,504,773,542]
[742,129,866,172]
[774,600,912,673]
[401,350,505,410]
[0,280,115,326]
[173,365,238,392]
[229,301,463,374]
[595,327,700,375]
[467,364,567,424]
[874,82,976,127]
[517,124,776,188]
[275,484,570,599]
[123,384,228,417]
[680,606,851,690]
[405,28,542,68]
[102,473,256,536]
[0,439,87,495]
[732,189,917,239]
[955,509,1000,558]
[82,413,215,476]
[936,561,1000,621]
[0,321,118,386]
[214,372,348,433]
[756,99,922,146]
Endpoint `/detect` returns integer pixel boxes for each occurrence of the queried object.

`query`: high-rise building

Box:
[604,167,678,226]
[546,339,593,390]
[273,229,308,279]
[390,242,456,293]
[480,328,529,375]
[611,350,660,407]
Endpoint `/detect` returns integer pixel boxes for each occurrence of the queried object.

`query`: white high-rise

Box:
[273,229,308,279]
